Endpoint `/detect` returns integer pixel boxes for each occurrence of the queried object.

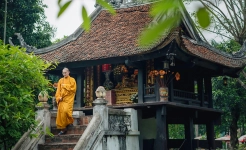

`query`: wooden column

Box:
[138,66,144,103]
[169,79,174,102]
[197,78,204,107]
[75,74,82,108]
[204,77,213,108]
[125,60,144,103]
[155,106,168,150]
[184,117,194,150]
[206,121,215,149]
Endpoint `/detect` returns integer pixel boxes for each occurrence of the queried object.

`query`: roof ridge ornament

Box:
[9,33,37,53]
[109,0,139,8]
[232,40,246,58]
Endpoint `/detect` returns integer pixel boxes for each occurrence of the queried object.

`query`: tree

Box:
[0,0,56,48]
[191,0,246,45]
[0,42,55,149]
[52,35,68,44]
[211,40,246,149]
[186,1,246,148]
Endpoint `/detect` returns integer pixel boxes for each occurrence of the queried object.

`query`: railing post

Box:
[36,91,51,134]
[36,102,51,134]
[93,86,108,130]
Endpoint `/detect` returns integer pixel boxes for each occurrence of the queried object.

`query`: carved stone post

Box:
[93,86,108,130]
[35,102,51,134]
[36,91,51,134]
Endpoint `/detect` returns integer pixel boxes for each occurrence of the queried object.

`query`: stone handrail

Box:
[11,118,44,150]
[74,86,139,150]
[12,102,50,150]
[73,112,103,150]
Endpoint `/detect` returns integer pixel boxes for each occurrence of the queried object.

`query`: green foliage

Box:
[0,43,55,149]
[212,40,246,149]
[0,0,56,48]
[138,1,181,46]
[82,6,91,32]
[52,35,68,44]
[57,0,72,17]
[168,124,185,139]
[196,7,210,28]
[57,0,115,32]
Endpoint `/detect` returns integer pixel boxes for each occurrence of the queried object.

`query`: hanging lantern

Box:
[102,64,112,72]
[223,77,228,86]
[163,60,169,70]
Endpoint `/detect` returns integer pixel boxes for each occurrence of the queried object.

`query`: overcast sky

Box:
[43,1,221,42]
[43,0,96,40]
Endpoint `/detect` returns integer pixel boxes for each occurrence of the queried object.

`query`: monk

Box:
[55,67,77,135]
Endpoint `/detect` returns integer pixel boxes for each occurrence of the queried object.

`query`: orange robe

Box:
[55,76,76,129]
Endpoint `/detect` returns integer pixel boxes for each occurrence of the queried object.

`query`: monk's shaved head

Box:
[62,67,70,78]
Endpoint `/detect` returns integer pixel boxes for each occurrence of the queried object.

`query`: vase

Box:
[103,71,114,90]
[159,87,168,101]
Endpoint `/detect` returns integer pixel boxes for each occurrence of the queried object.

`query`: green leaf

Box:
[196,7,210,28]
[57,0,72,18]
[58,0,62,7]
[150,1,179,17]
[81,6,91,32]
[138,15,181,46]
[97,0,116,15]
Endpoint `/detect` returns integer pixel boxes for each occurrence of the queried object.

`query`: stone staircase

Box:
[38,111,92,150]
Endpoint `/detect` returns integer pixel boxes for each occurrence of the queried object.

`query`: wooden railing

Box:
[143,85,209,107]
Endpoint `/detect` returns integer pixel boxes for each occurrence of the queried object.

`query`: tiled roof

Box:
[38,5,153,63]
[37,3,246,69]
[181,36,246,68]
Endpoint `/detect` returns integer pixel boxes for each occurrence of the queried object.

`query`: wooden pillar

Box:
[75,74,82,108]
[155,106,168,150]
[169,79,174,102]
[183,117,194,150]
[138,66,144,103]
[204,77,213,108]
[197,78,204,107]
[206,121,215,149]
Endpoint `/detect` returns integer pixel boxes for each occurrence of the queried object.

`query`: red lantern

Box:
[102,64,111,72]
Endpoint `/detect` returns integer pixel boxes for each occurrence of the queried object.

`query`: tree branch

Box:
[236,78,246,90]
[199,0,238,37]
[225,0,241,33]
[196,25,233,40]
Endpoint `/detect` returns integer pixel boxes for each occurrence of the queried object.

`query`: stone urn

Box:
[38,91,49,103]
[159,87,168,101]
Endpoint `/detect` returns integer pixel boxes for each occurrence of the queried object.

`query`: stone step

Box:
[38,143,76,150]
[51,125,87,135]
[45,134,81,144]
[50,111,93,127]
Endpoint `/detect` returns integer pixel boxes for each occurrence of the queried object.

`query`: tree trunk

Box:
[230,107,240,149]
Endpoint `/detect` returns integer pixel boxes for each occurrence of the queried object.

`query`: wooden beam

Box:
[155,106,168,150]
